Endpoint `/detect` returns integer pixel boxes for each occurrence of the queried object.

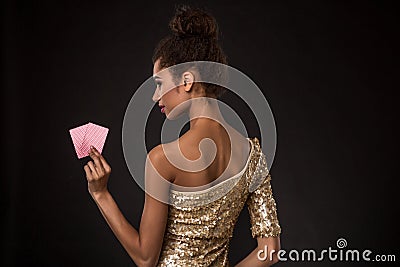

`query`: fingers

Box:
[84,164,93,181]
[84,146,111,183]
[84,146,112,196]
[90,146,111,173]
[89,147,104,173]
[99,155,111,172]
[87,161,97,175]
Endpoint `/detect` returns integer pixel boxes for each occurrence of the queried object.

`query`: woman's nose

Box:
[152,88,160,102]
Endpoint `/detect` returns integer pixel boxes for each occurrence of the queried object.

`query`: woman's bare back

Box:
[169,122,251,190]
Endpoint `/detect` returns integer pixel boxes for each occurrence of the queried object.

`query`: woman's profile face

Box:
[152,59,190,119]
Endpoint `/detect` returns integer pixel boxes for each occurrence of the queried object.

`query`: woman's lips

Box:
[160,105,165,113]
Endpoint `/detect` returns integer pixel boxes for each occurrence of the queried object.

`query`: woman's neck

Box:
[188,97,226,130]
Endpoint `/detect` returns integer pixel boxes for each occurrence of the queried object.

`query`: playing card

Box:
[69,122,109,159]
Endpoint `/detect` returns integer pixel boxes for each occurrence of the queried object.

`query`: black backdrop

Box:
[2,0,398,266]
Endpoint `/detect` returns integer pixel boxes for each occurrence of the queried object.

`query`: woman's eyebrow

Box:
[153,75,162,80]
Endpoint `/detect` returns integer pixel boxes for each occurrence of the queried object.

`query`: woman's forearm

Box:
[90,190,147,266]
[235,246,279,267]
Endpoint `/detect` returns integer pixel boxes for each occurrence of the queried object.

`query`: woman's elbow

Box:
[135,257,157,267]
[270,241,281,265]
[270,253,280,265]
[259,236,281,266]
[136,253,160,267]
[130,250,159,267]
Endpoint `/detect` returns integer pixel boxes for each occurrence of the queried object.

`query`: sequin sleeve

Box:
[246,151,281,238]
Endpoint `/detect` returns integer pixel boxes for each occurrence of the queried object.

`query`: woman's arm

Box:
[235,236,280,267]
[84,145,174,266]
[235,147,282,266]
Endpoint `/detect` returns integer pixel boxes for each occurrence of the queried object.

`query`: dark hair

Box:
[152,5,228,98]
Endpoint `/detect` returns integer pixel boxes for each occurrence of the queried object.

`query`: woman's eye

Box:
[156,82,162,88]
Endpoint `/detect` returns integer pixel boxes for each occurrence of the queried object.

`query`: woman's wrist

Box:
[90,189,110,201]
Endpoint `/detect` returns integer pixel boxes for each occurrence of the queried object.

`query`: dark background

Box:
[2,0,398,266]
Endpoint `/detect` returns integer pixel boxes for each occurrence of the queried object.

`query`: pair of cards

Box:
[69,122,109,159]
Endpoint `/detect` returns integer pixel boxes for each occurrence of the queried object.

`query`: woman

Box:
[84,5,281,267]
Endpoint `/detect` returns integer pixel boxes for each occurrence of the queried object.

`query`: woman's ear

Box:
[182,72,194,92]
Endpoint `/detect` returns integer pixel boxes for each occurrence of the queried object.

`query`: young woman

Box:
[84,5,281,267]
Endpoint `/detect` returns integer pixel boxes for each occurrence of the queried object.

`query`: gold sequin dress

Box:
[157,137,281,266]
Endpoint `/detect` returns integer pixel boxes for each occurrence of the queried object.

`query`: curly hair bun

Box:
[169,5,219,40]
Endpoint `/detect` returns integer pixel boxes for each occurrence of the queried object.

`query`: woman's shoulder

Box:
[147,144,177,183]
[157,133,200,164]
[149,134,201,180]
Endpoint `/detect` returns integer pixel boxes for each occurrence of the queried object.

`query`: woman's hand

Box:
[84,145,112,197]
